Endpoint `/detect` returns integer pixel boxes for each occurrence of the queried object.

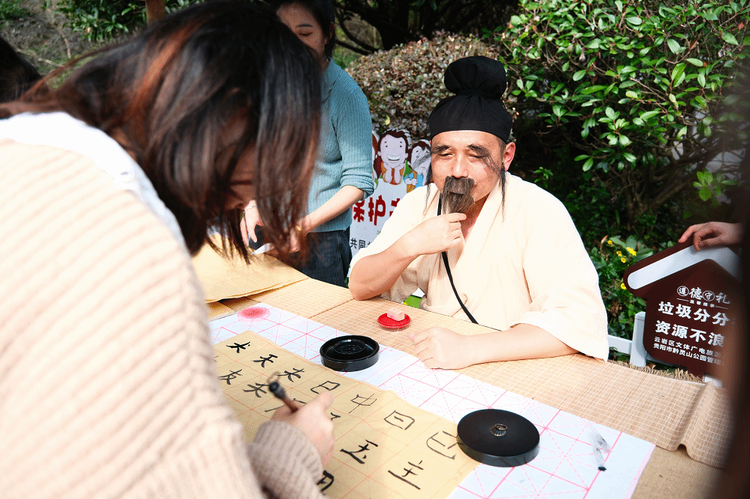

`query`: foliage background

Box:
[3,0,749,356]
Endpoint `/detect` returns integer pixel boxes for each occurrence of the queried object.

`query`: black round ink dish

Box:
[457,409,540,467]
[319,335,380,372]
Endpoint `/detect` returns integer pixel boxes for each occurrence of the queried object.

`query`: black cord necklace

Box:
[437,196,478,324]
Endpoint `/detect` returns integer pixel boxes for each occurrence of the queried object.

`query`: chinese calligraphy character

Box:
[352,200,365,223]
[384,410,415,430]
[279,367,304,382]
[675,304,691,318]
[694,308,710,322]
[712,312,729,326]
[311,380,340,394]
[689,287,704,300]
[689,328,706,343]
[655,320,670,334]
[243,382,269,398]
[368,196,387,225]
[658,301,674,315]
[716,292,731,305]
[253,354,278,368]
[218,369,242,385]
[708,333,724,347]
[317,470,334,492]
[349,393,377,413]
[388,460,424,490]
[227,341,251,353]
[340,440,378,464]
[389,197,400,217]
[672,324,688,339]
[426,431,458,459]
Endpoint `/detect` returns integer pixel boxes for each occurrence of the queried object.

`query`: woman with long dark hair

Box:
[0,3,334,498]
[243,0,374,287]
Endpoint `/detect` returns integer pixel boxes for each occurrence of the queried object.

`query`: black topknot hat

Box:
[428,56,513,142]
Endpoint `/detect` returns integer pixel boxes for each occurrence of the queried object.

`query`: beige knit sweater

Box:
[0,140,325,499]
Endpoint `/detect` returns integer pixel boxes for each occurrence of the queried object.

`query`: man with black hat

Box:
[349,56,609,369]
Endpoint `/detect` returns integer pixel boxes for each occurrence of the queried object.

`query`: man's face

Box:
[430,130,515,213]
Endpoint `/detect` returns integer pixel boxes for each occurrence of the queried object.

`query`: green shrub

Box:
[59,0,201,41]
[347,32,501,139]
[589,235,654,340]
[491,0,750,228]
[0,0,29,20]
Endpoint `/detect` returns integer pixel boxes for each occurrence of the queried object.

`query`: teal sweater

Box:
[308,60,374,233]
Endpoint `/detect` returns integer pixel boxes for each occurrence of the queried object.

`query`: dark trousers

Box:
[291,228,351,287]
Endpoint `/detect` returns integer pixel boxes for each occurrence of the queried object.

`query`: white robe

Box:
[352,174,610,360]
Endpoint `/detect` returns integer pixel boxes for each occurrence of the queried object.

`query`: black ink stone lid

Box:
[457,409,540,467]
[319,335,380,372]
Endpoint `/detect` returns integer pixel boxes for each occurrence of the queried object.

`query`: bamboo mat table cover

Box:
[219,278,730,499]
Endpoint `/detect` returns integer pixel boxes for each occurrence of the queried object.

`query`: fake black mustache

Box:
[442,176,475,214]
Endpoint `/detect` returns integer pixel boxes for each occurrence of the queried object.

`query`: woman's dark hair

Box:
[273,0,336,58]
[0,36,42,103]
[0,1,321,259]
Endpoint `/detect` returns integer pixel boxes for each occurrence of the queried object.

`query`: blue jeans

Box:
[291,228,351,287]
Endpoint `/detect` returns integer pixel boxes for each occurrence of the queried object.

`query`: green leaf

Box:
[586,39,601,49]
[686,58,704,67]
[619,135,632,146]
[722,31,739,45]
[667,38,681,54]
[581,85,607,94]
[625,90,639,99]
[626,16,642,25]
[623,152,637,163]
[605,107,617,120]
[573,70,587,81]
[671,62,686,82]
[640,110,660,120]
[699,186,712,201]
[583,158,594,171]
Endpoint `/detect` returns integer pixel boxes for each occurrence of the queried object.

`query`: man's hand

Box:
[408,327,474,369]
[271,391,335,466]
[678,222,742,251]
[405,213,466,256]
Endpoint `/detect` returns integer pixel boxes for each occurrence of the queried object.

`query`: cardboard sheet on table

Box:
[192,235,307,302]
[207,301,234,320]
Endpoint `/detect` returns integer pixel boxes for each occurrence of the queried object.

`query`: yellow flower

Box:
[626,247,637,256]
[620,257,627,263]
[620,283,626,290]
[607,240,614,246]
[616,250,623,257]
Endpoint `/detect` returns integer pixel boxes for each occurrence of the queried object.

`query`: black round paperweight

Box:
[319,335,380,372]
[457,409,540,467]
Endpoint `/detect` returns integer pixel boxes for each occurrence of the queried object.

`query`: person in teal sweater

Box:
[244,0,374,287]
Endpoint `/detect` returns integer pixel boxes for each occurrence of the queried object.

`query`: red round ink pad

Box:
[457,409,540,467]
[377,313,411,329]
[238,306,270,322]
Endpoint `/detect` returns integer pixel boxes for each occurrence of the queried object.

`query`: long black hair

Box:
[1,2,321,259]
